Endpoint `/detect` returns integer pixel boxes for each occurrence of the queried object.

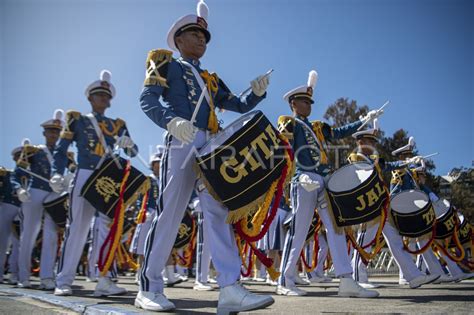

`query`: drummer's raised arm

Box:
[214,77,266,114]
[326,120,363,140]
[53,112,78,175]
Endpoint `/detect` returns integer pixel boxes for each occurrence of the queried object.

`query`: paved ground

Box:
[0,276,473,314]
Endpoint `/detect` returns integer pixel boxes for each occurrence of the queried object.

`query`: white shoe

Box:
[294,274,310,285]
[17,281,31,288]
[252,276,266,283]
[265,276,278,286]
[399,278,409,285]
[276,285,307,296]
[208,278,217,284]
[164,266,183,287]
[338,278,379,298]
[309,274,332,283]
[433,274,454,284]
[93,277,127,297]
[409,274,440,289]
[54,285,72,296]
[8,274,18,285]
[217,282,274,315]
[134,291,175,311]
[86,276,98,282]
[39,278,56,290]
[358,282,382,289]
[194,282,214,291]
[454,272,474,282]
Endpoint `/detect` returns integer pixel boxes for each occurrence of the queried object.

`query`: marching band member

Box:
[349,125,441,288]
[11,111,64,289]
[0,144,23,284]
[136,1,273,312]
[51,69,138,297]
[277,70,380,297]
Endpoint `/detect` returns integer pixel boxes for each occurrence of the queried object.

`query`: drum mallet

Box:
[238,69,274,98]
[18,167,50,183]
[357,100,390,131]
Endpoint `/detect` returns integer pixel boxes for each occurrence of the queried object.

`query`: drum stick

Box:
[357,100,390,131]
[18,167,50,183]
[238,69,274,98]
[190,87,207,125]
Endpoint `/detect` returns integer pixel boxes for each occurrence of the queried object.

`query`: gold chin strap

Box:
[200,71,219,134]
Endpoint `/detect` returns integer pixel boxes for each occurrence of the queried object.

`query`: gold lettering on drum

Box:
[219,124,281,184]
[355,195,367,211]
[239,147,261,171]
[460,224,469,238]
[251,133,272,159]
[422,208,435,226]
[444,216,456,231]
[355,183,385,211]
[265,125,280,148]
[95,176,120,203]
[220,157,248,184]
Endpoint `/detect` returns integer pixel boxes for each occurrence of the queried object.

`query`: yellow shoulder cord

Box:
[312,122,328,164]
[200,71,219,134]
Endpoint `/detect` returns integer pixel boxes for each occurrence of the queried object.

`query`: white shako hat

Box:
[167,0,211,52]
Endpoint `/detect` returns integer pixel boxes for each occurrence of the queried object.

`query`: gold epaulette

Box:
[17,144,38,168]
[391,169,406,185]
[144,49,173,87]
[277,116,295,140]
[0,167,7,176]
[348,153,365,163]
[115,118,126,129]
[61,110,81,139]
[66,110,81,121]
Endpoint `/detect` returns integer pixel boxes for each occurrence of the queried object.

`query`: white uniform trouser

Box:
[0,203,20,277]
[195,211,211,283]
[56,169,113,287]
[40,212,59,280]
[306,232,329,279]
[130,210,156,256]
[8,233,20,276]
[417,239,446,276]
[87,215,98,279]
[18,188,51,282]
[440,251,464,277]
[353,222,423,282]
[140,131,241,293]
[279,172,352,287]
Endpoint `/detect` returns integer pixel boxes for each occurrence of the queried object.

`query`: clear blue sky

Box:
[1,0,472,175]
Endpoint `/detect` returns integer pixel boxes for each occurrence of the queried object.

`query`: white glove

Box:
[17,188,30,203]
[251,75,270,97]
[299,174,321,192]
[360,109,383,123]
[116,135,135,149]
[50,174,65,193]
[166,117,197,144]
[406,155,423,165]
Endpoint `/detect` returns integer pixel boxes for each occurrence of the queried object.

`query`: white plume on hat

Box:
[307,70,318,90]
[22,138,31,146]
[408,136,415,147]
[100,70,112,83]
[54,109,64,121]
[197,0,209,20]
